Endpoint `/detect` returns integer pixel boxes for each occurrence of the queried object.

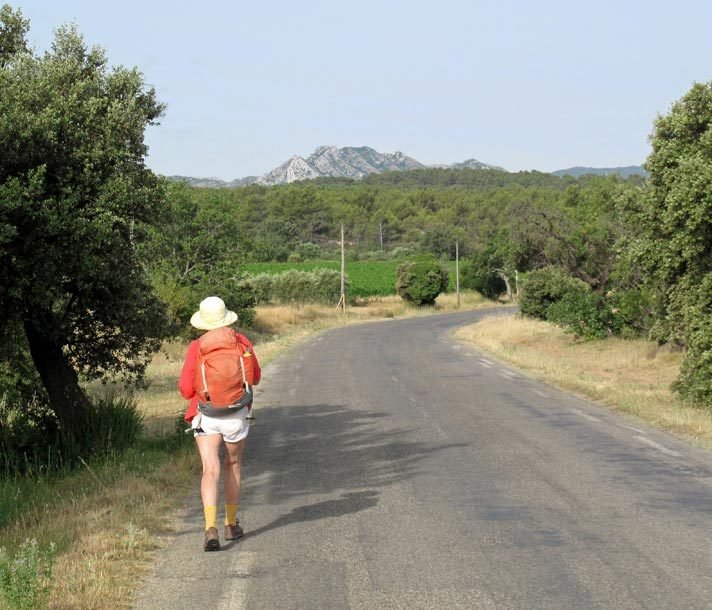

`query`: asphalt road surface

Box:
[134,309,712,609]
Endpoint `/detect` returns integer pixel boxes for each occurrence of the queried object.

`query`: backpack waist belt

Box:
[198,387,253,418]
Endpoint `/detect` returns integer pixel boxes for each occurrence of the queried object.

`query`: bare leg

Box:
[224,438,246,506]
[195,434,224,508]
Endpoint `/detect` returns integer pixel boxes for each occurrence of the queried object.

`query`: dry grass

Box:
[46,461,196,610]
[254,292,497,333]
[139,341,190,437]
[455,315,712,445]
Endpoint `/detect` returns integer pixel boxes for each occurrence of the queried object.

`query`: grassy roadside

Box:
[0,292,496,609]
[455,314,712,447]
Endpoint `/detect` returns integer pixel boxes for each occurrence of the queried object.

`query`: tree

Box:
[0,12,170,439]
[462,244,507,300]
[620,81,712,406]
[508,198,619,293]
[418,224,454,258]
[250,218,299,262]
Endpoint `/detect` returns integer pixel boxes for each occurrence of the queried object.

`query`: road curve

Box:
[134,308,712,609]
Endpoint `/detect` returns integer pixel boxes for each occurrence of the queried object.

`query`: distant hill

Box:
[430,158,504,171]
[165,175,258,188]
[165,146,503,187]
[551,166,646,178]
[165,175,230,188]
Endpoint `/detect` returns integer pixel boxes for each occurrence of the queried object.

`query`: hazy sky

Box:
[13,0,712,180]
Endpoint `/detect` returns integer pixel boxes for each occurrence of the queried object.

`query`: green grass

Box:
[242,260,459,297]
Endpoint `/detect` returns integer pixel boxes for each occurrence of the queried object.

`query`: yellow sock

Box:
[225,504,239,526]
[204,505,217,530]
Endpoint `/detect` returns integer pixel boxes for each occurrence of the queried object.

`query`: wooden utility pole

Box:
[455,240,460,309]
[337,223,346,313]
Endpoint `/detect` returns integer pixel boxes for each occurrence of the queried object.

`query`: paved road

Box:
[134,309,712,609]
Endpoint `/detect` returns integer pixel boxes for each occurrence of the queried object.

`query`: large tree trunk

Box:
[23,318,91,440]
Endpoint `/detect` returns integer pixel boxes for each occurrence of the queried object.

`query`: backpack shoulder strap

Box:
[237,342,249,393]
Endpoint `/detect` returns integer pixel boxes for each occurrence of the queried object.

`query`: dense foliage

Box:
[518,267,591,321]
[0,8,170,444]
[141,183,256,336]
[618,81,712,405]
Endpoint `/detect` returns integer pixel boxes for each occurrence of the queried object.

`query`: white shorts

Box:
[192,409,249,443]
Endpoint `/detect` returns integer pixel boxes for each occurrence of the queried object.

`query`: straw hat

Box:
[190,296,238,330]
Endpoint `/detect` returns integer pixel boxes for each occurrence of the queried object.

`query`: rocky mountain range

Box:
[166,146,644,187]
[166,145,503,188]
[259,145,426,186]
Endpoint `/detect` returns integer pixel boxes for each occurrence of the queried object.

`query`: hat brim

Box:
[190,310,238,330]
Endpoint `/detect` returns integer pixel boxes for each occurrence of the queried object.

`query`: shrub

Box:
[396,257,449,306]
[389,246,414,259]
[345,250,361,262]
[607,287,658,337]
[244,268,350,304]
[272,270,314,303]
[546,290,615,340]
[519,266,590,320]
[361,250,389,261]
[294,242,322,260]
[244,273,275,305]
[311,268,344,303]
[0,539,55,610]
[271,269,343,304]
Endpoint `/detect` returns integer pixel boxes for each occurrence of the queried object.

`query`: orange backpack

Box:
[194,327,255,413]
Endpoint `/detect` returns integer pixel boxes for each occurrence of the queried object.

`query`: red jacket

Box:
[179,329,262,422]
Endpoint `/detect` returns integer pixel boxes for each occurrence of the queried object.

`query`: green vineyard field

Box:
[242,260,457,297]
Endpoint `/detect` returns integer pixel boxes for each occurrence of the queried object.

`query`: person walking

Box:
[179,296,262,551]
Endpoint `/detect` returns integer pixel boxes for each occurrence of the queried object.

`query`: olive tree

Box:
[0,7,170,438]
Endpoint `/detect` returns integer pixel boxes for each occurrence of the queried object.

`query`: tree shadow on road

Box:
[241,402,464,521]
